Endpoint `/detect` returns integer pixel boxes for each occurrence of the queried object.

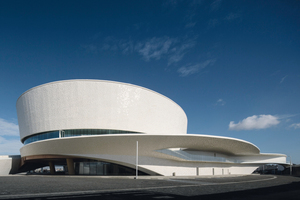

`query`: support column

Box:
[66,158,75,175]
[49,161,55,175]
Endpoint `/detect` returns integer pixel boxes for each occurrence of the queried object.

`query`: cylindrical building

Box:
[15,80,286,176]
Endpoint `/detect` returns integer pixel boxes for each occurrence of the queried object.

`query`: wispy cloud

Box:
[167,38,197,65]
[97,36,197,66]
[210,0,222,12]
[280,75,288,84]
[0,136,22,155]
[216,99,226,106]
[290,123,300,129]
[229,114,280,131]
[0,118,19,136]
[119,40,134,54]
[207,19,219,28]
[276,114,298,119]
[81,44,98,54]
[177,59,215,77]
[185,22,196,28]
[162,0,179,8]
[181,0,203,29]
[101,36,119,51]
[135,36,197,64]
[208,12,241,29]
[135,37,177,61]
[270,70,281,76]
[0,118,21,155]
[224,12,240,21]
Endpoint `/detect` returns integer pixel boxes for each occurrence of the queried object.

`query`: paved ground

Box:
[0,174,299,199]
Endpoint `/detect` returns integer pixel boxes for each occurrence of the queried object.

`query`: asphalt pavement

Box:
[0,174,299,199]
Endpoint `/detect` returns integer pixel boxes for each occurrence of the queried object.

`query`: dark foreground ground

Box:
[0,175,300,200]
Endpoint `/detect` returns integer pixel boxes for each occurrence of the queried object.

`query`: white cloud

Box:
[229,115,280,131]
[290,123,300,129]
[280,75,288,84]
[0,136,22,155]
[177,59,215,77]
[216,99,226,106]
[0,118,19,136]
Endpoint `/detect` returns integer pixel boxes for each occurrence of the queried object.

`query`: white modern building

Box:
[4,80,288,175]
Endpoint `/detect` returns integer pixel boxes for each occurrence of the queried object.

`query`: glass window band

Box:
[23,129,141,145]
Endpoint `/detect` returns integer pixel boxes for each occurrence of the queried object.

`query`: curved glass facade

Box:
[24,129,141,145]
[73,159,148,176]
[60,129,139,137]
[24,131,59,145]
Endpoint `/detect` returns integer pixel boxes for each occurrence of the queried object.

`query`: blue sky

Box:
[0,0,299,164]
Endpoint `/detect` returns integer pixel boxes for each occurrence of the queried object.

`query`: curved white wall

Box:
[0,155,21,175]
[17,80,187,142]
[20,134,286,176]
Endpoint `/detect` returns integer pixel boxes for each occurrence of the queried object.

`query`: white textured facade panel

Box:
[17,80,187,141]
